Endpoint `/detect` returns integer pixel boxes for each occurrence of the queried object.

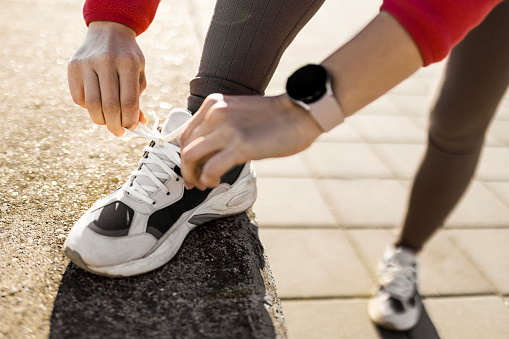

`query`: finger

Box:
[181,127,239,189]
[119,67,141,130]
[83,70,105,125]
[98,69,123,136]
[67,61,86,108]
[180,93,225,146]
[139,110,148,125]
[200,146,245,188]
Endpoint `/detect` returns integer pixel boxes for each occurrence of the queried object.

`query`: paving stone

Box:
[301,143,393,179]
[483,181,509,207]
[316,179,408,228]
[348,230,493,297]
[281,299,380,339]
[348,116,427,144]
[488,120,509,147]
[424,296,509,339]
[476,147,509,181]
[259,229,373,298]
[449,229,509,294]
[252,155,311,178]
[445,182,509,228]
[281,298,440,339]
[371,144,426,179]
[389,95,433,118]
[385,76,437,97]
[253,178,337,228]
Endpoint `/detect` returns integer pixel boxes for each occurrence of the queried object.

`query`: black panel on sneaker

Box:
[88,202,134,236]
[147,164,244,238]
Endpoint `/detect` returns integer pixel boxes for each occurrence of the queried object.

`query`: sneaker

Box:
[64,108,257,277]
[367,246,422,331]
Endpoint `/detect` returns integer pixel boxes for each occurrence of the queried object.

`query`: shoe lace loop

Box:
[123,118,186,205]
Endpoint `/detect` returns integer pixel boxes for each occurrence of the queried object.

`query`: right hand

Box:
[68,21,148,136]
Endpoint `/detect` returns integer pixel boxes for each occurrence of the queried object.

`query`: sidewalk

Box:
[245,1,509,338]
[1,0,508,338]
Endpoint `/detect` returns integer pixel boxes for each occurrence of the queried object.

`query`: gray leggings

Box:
[187,0,509,252]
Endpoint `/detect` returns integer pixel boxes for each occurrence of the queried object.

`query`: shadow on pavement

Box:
[49,214,276,339]
[374,303,441,339]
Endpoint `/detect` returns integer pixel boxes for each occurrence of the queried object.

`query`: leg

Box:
[187,0,325,113]
[396,0,509,252]
[369,1,509,330]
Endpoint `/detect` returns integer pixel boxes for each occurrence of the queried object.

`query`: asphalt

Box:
[1,0,509,338]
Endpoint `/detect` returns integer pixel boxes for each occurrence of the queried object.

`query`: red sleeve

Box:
[83,0,161,36]
[381,0,504,66]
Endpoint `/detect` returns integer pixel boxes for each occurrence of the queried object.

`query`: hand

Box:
[68,21,148,136]
[179,94,323,189]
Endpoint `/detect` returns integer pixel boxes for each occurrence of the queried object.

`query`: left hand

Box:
[179,93,323,189]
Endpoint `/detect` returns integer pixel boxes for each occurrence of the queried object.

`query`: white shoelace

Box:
[124,119,187,205]
[380,263,416,300]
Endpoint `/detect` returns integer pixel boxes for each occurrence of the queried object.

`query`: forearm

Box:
[321,11,423,117]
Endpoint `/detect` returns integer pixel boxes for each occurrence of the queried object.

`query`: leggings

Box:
[187,0,325,113]
[187,0,509,252]
[396,0,509,251]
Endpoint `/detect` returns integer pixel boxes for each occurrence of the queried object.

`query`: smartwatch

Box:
[285,64,345,132]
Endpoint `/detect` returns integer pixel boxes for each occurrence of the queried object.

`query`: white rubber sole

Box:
[65,170,257,278]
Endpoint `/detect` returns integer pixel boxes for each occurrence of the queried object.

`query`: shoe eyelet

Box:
[166,192,170,195]
[152,202,156,205]
[176,178,180,182]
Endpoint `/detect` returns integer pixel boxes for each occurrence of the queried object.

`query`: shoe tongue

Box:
[161,108,192,141]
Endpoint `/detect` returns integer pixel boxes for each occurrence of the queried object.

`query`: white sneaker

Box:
[368,246,422,331]
[64,109,257,277]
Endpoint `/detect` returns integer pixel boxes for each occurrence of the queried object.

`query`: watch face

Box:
[286,64,328,104]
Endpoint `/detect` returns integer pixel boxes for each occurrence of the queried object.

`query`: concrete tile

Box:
[252,154,310,178]
[488,121,509,146]
[348,115,427,144]
[301,143,393,179]
[476,147,509,181]
[371,144,426,179]
[281,299,379,339]
[449,229,509,294]
[348,230,493,297]
[389,95,432,118]
[484,182,509,208]
[446,182,509,228]
[316,179,408,228]
[385,76,436,97]
[424,296,509,339]
[253,178,337,228]
[259,229,373,298]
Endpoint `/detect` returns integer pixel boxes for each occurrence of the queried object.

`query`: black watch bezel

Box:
[286,64,329,105]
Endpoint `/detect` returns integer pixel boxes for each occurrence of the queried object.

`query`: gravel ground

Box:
[0,1,205,337]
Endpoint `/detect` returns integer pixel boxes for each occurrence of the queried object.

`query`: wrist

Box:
[277,94,324,141]
[285,64,345,132]
[88,21,137,38]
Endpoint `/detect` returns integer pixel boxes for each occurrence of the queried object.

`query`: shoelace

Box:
[379,262,417,300]
[124,119,186,205]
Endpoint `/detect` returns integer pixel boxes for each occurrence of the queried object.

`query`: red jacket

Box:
[83,0,504,66]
